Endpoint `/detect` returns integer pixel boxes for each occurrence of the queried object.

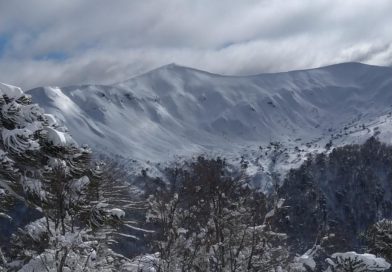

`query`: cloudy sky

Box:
[0,0,391,89]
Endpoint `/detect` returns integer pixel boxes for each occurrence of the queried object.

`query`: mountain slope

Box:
[27,63,392,174]
[27,63,392,158]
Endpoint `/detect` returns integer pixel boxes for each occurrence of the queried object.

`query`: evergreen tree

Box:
[366,219,392,262]
[325,252,390,272]
[0,83,130,271]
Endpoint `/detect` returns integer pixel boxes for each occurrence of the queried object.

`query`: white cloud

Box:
[0,0,391,89]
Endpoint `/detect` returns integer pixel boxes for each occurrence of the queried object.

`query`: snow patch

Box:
[0,82,23,99]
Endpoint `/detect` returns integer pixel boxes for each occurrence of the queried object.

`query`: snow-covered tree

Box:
[366,219,392,262]
[0,83,130,271]
[325,252,390,272]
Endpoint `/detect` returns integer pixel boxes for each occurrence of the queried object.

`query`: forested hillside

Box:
[276,137,392,253]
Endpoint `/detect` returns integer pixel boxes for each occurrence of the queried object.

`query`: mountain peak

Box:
[316,61,389,72]
[151,62,212,75]
[149,62,189,73]
[129,62,391,83]
[121,63,216,84]
[161,62,181,69]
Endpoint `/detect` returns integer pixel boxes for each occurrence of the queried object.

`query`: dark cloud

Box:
[0,0,391,89]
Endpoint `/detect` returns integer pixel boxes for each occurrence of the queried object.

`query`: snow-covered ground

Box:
[25,62,392,189]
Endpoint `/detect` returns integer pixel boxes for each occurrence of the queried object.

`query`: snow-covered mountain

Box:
[3,63,392,271]
[26,62,392,185]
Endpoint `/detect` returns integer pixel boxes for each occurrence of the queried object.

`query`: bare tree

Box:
[140,156,290,272]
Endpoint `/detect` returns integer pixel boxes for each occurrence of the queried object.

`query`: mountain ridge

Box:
[23,62,392,188]
[124,62,391,81]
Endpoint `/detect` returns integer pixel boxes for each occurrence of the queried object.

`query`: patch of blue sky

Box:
[34,51,69,61]
[219,41,235,50]
[0,35,9,58]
